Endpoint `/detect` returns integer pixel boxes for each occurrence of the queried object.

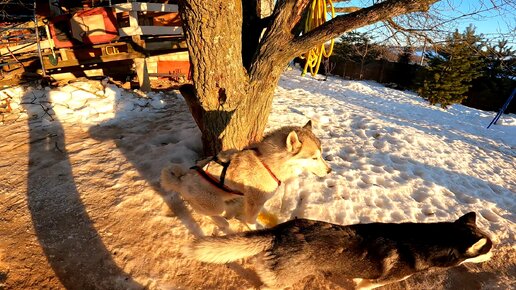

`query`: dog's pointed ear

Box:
[303,120,312,130]
[456,212,476,226]
[286,131,302,153]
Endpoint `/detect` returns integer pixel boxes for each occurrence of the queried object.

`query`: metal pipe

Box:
[34,1,46,77]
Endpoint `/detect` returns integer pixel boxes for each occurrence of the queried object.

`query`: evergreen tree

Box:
[398,46,414,64]
[418,26,484,108]
[463,39,516,112]
[333,32,381,79]
[482,40,515,80]
[334,32,381,63]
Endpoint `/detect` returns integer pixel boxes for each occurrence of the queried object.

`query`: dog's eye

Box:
[312,156,318,160]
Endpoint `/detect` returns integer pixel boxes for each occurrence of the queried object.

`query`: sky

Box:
[336,0,515,45]
[438,0,515,41]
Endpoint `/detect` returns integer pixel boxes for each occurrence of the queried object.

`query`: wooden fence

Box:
[329,58,421,89]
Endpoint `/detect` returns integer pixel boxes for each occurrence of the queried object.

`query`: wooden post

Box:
[134,58,151,92]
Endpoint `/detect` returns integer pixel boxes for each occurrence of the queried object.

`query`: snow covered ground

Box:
[1,69,514,289]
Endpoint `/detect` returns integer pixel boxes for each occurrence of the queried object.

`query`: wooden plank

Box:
[113,2,179,13]
[143,40,187,51]
[134,58,151,92]
[0,42,50,56]
[118,26,183,37]
[154,51,189,61]
[59,48,68,61]
[43,52,144,69]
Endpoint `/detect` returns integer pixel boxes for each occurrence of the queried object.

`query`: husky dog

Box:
[187,212,492,289]
[161,121,331,228]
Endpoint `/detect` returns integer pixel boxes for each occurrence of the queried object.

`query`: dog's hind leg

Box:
[223,198,243,220]
[209,216,230,230]
[185,190,230,230]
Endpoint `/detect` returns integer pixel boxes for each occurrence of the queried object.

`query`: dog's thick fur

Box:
[161,121,331,228]
[187,212,493,289]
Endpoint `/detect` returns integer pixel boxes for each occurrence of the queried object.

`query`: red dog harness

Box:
[190,148,281,196]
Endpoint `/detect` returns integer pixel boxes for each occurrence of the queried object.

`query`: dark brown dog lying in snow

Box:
[187,212,492,289]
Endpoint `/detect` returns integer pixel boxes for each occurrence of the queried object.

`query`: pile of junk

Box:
[0,0,190,89]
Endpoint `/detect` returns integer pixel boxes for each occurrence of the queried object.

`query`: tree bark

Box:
[178,0,252,155]
[178,0,439,156]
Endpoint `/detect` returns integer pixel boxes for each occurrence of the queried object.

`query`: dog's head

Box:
[283,121,332,177]
[454,212,493,263]
[431,212,493,267]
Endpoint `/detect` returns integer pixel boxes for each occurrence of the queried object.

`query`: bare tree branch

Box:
[290,0,438,56]
[384,18,436,44]
[269,0,311,32]
[334,7,361,13]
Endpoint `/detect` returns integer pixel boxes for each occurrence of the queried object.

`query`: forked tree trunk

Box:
[178,0,438,156]
[178,0,292,155]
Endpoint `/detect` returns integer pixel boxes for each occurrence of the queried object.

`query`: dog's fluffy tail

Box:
[186,233,273,264]
[160,164,187,192]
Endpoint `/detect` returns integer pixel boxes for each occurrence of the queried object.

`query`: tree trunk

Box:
[178,1,252,155]
[178,0,296,156]
[179,80,279,156]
